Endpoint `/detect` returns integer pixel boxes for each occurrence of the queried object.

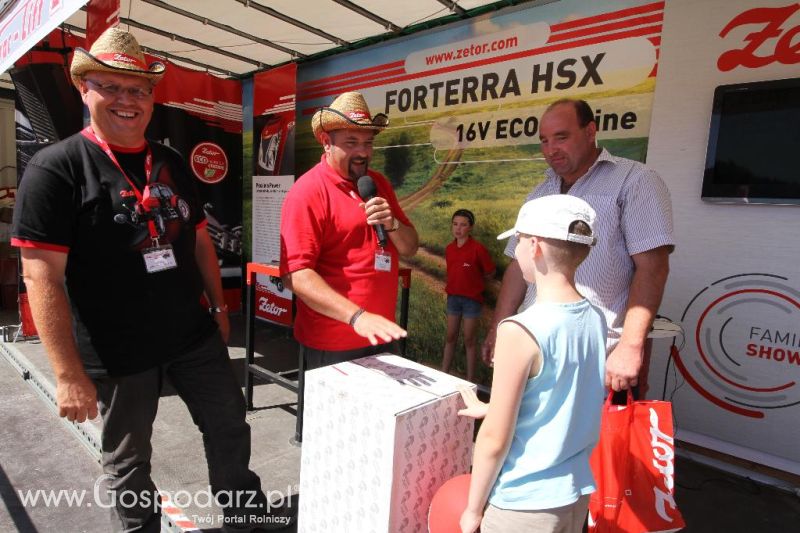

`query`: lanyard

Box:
[81,127,160,242]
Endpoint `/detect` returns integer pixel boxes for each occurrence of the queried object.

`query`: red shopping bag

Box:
[588,392,685,533]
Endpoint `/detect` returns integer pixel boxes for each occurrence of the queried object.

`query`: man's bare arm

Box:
[283,268,406,346]
[387,219,419,257]
[195,227,230,343]
[605,246,671,391]
[21,248,97,422]
[363,196,418,257]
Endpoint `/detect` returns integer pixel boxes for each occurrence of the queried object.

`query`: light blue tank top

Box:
[488,299,607,510]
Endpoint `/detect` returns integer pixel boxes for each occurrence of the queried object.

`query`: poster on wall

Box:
[646,0,800,473]
[146,62,244,311]
[252,175,293,326]
[11,29,88,336]
[249,63,296,326]
[295,0,665,368]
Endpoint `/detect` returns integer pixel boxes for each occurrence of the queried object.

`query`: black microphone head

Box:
[357,175,377,201]
[113,214,129,224]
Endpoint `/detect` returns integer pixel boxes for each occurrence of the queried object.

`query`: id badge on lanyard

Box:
[348,188,393,272]
[142,242,178,273]
[374,249,392,272]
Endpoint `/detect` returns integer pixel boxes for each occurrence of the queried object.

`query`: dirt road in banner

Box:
[399,148,463,211]
[396,147,501,319]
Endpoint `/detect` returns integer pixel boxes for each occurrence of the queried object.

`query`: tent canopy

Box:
[0,0,540,89]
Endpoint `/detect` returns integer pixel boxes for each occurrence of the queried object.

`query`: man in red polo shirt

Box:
[281,91,418,372]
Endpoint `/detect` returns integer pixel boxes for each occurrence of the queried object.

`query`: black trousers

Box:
[302,340,399,371]
[94,333,266,532]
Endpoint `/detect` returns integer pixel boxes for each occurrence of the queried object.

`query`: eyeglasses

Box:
[83,78,153,100]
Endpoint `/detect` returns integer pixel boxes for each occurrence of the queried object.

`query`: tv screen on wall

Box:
[702,77,800,205]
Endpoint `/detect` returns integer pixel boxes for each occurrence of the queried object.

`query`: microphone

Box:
[356,175,387,248]
[114,213,139,229]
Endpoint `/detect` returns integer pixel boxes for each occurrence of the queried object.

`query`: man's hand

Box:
[359,194,419,257]
[56,374,98,422]
[457,385,488,419]
[352,311,407,346]
[460,509,483,533]
[605,340,643,391]
[480,326,498,367]
[361,197,394,230]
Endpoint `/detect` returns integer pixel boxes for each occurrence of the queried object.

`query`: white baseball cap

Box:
[497,194,597,246]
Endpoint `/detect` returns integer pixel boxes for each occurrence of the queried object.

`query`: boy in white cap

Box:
[458,194,607,533]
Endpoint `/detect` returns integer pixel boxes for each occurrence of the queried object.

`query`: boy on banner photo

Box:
[443,208,495,383]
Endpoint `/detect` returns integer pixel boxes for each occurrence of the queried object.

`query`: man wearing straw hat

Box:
[12,28,291,532]
[280,91,418,370]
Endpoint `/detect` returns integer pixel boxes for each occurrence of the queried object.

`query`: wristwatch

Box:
[386,217,400,232]
[209,305,229,314]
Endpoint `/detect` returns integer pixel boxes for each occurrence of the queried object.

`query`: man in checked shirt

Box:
[482,98,675,399]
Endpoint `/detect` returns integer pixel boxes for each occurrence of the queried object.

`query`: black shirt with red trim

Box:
[12,132,216,377]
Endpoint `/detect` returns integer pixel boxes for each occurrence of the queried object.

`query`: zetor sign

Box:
[0,0,89,74]
[190,142,229,184]
[717,3,800,71]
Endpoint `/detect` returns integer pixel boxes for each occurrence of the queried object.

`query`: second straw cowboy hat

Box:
[311,92,388,142]
[70,27,166,90]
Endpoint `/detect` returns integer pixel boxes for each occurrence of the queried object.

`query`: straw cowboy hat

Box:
[311,91,388,142]
[70,27,166,90]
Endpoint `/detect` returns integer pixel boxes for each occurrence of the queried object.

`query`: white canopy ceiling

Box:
[1,0,538,90]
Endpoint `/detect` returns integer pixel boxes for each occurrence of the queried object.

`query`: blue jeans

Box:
[446,294,482,319]
[94,333,266,532]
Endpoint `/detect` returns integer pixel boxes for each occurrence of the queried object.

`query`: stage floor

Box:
[1,310,799,532]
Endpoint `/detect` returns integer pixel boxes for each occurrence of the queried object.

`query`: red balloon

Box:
[428,473,471,533]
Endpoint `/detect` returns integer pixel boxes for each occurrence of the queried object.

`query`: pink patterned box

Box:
[298,354,475,533]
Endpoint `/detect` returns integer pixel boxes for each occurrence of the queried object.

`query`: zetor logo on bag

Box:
[648,407,677,523]
[588,395,685,533]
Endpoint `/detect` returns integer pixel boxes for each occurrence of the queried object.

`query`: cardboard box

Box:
[298,354,475,533]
